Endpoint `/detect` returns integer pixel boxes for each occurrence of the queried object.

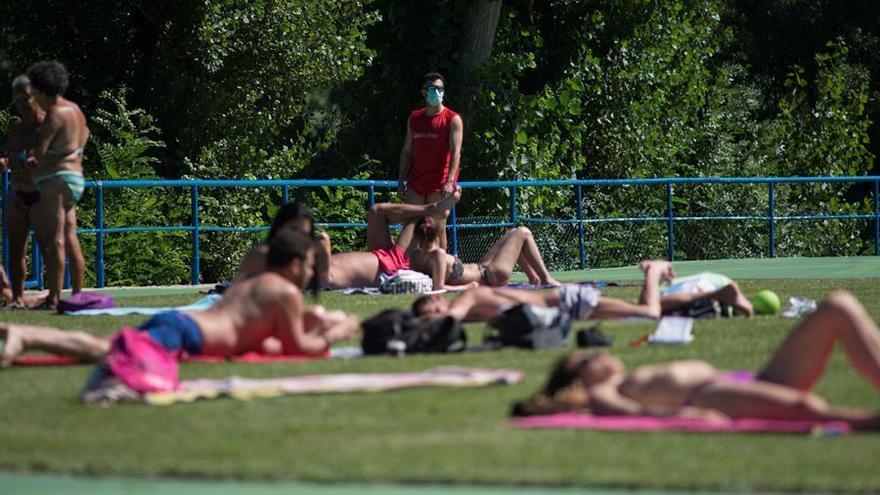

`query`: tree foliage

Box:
[1,0,878,282]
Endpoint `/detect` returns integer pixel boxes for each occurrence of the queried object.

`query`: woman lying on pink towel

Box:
[513,291,880,430]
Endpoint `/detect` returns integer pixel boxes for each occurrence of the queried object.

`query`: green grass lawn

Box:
[1,278,879,493]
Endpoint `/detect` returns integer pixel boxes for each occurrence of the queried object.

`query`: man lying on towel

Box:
[0,229,360,367]
[511,291,880,430]
[411,260,753,322]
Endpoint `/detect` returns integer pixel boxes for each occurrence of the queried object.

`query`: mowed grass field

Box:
[1,277,879,493]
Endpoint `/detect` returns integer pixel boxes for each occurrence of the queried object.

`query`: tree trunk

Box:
[455,0,503,130]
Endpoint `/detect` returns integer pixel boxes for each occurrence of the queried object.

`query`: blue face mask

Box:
[425,86,444,106]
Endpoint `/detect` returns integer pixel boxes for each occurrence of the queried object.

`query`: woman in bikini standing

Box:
[27,61,88,309]
[513,291,880,430]
[2,75,46,307]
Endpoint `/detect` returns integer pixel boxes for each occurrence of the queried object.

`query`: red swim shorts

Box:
[370,245,410,276]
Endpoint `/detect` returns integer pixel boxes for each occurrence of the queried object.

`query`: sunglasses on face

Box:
[424,85,445,94]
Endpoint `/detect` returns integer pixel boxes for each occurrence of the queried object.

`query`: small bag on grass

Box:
[361,309,467,355]
[57,292,116,314]
[485,304,571,349]
[81,328,179,404]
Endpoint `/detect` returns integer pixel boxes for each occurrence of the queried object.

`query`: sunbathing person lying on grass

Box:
[0,230,360,367]
[408,216,561,291]
[511,290,880,430]
[236,200,316,279]
[317,193,457,289]
[412,261,753,322]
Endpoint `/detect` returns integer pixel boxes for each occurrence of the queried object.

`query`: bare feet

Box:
[7,291,51,310]
[640,260,675,281]
[0,324,24,368]
[432,186,462,215]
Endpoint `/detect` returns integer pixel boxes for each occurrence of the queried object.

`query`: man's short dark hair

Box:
[268,200,314,241]
[266,228,313,269]
[422,72,445,87]
[26,61,69,97]
[411,295,432,316]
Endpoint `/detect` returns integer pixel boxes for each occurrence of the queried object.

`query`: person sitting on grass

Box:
[317,193,457,289]
[412,260,753,321]
[0,230,360,367]
[511,290,880,430]
[409,216,561,291]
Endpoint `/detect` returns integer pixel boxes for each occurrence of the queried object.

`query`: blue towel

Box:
[65,294,222,316]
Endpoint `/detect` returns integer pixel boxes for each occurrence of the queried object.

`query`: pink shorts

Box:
[370,245,410,275]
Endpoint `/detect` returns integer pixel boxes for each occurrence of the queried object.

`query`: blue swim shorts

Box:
[138,311,203,355]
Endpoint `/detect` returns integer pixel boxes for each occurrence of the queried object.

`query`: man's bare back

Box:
[189,271,306,356]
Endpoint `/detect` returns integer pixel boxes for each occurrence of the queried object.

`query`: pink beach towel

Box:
[509,412,851,435]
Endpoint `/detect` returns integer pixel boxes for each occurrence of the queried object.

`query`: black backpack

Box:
[361,309,467,355]
[485,304,571,349]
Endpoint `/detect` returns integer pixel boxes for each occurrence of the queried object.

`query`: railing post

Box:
[509,186,518,225]
[368,185,375,208]
[282,184,289,204]
[874,180,879,257]
[31,232,41,290]
[2,169,8,273]
[576,185,586,270]
[666,181,675,261]
[96,183,105,288]
[768,182,776,258]
[191,184,200,285]
[450,203,459,256]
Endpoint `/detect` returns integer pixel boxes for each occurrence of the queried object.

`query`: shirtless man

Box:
[411,261,753,321]
[513,291,880,430]
[28,61,89,308]
[0,229,360,367]
[236,200,316,279]
[319,193,457,289]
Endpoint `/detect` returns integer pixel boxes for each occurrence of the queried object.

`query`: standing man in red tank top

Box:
[397,72,463,250]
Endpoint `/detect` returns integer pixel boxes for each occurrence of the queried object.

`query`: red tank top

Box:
[408,107,459,197]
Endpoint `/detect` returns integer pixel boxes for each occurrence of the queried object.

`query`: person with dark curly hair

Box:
[26,61,88,309]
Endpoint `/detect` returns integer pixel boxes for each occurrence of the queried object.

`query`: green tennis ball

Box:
[753,290,781,316]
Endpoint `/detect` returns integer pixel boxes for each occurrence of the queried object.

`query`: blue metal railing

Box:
[2,174,879,288]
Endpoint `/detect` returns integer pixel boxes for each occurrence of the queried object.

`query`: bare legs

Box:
[0,323,109,367]
[660,282,755,317]
[590,260,670,319]
[689,291,880,429]
[0,266,10,304]
[6,199,30,304]
[33,180,68,308]
[758,291,880,391]
[405,190,450,250]
[33,179,84,308]
[480,227,560,286]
